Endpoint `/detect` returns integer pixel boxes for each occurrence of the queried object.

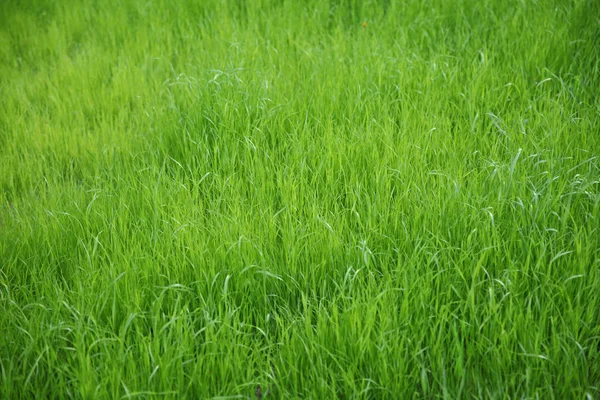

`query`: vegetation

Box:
[1,0,599,398]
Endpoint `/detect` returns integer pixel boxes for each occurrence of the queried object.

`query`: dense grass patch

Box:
[1,0,599,398]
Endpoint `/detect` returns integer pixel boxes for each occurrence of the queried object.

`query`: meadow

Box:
[1,0,599,398]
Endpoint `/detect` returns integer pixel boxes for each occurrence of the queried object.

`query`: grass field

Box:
[1,0,599,398]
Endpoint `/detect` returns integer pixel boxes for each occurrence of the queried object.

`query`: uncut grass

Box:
[1,0,599,398]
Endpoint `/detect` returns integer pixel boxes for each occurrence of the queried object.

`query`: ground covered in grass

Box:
[1,0,599,398]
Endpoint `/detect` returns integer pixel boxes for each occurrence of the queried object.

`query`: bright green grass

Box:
[1,0,599,398]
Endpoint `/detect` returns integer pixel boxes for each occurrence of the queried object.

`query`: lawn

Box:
[1,0,599,398]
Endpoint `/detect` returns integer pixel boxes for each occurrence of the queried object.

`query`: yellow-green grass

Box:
[1,0,599,398]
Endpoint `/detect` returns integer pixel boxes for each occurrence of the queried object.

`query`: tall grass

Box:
[1,0,599,398]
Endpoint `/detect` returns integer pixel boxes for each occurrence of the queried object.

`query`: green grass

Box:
[1,0,599,398]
